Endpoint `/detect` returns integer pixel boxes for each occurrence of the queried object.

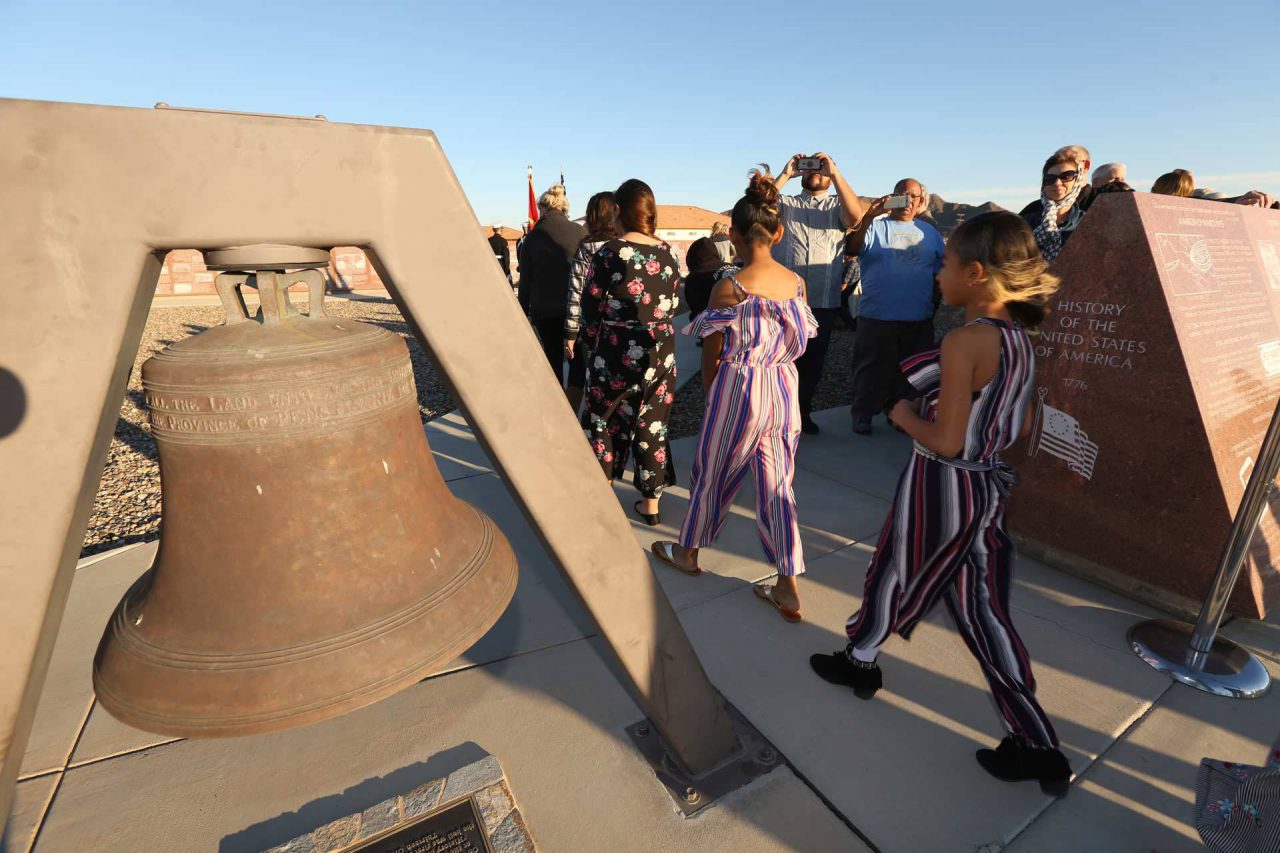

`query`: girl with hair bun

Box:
[651,166,819,623]
[811,211,1073,795]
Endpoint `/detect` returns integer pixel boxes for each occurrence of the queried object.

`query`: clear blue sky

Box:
[4,0,1277,224]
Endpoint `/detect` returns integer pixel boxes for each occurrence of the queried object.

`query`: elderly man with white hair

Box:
[517,184,587,382]
[1092,163,1127,189]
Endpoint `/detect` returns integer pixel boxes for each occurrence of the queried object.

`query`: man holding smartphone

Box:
[843,178,944,435]
[771,152,867,434]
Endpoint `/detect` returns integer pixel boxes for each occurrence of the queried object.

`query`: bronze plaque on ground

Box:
[353,796,493,853]
[1010,192,1280,617]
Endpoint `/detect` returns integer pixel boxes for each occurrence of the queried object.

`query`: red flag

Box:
[527,167,539,225]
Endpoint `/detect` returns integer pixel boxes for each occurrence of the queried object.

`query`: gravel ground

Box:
[80,299,454,557]
[669,304,965,439]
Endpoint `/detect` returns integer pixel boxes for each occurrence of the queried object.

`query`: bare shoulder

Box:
[941,323,997,355]
[735,264,801,300]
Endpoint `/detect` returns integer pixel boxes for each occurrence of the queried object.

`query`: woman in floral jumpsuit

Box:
[580,179,681,524]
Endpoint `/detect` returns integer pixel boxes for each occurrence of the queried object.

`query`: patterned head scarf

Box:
[1033,165,1086,262]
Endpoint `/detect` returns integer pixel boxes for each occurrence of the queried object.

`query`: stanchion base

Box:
[1129,619,1272,699]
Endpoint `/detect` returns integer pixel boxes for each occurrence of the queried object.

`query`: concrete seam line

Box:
[75,540,149,571]
[26,698,95,853]
[21,771,61,853]
[780,756,884,853]
[62,737,185,772]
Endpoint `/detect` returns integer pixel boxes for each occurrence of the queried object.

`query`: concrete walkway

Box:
[8,408,1280,852]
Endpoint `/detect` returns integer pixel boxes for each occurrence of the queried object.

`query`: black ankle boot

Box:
[809,649,882,700]
[975,736,1072,796]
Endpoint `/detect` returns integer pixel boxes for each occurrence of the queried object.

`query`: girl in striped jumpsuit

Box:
[810,212,1072,794]
[651,168,817,622]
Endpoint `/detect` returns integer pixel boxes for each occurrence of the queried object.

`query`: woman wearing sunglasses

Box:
[1021,152,1088,263]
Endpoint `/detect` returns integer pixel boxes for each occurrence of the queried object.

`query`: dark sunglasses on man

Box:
[1043,170,1079,186]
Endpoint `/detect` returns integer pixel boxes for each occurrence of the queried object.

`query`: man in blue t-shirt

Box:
[846,178,944,435]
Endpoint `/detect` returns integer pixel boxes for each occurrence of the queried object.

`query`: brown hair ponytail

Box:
[615,179,658,236]
[947,212,1061,329]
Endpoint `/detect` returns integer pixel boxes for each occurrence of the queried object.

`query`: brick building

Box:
[652,205,731,271]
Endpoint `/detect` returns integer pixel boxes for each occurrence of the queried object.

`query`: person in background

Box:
[1094,179,1134,196]
[710,220,735,264]
[838,232,861,331]
[771,152,867,434]
[580,179,681,525]
[1091,163,1127,189]
[650,167,818,622]
[518,185,587,382]
[487,224,511,283]
[1192,182,1276,208]
[1147,169,1276,207]
[1022,151,1089,263]
[682,236,735,325]
[564,191,621,411]
[811,211,1071,796]
[1020,145,1095,218]
[1151,169,1195,197]
[845,179,944,435]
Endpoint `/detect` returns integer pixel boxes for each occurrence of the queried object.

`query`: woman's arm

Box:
[890,331,980,457]
[699,278,743,396]
[1020,395,1035,438]
[702,332,724,397]
[564,243,593,355]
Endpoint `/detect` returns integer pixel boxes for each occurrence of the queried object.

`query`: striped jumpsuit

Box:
[679,275,819,576]
[846,317,1059,748]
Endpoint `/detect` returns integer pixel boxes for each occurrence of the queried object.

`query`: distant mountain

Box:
[923,194,1006,236]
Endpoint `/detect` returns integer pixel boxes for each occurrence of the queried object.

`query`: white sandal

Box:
[650,541,701,575]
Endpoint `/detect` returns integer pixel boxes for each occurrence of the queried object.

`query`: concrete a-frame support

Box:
[0,99,738,823]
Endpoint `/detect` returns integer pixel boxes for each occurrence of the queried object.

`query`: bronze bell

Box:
[93,244,517,737]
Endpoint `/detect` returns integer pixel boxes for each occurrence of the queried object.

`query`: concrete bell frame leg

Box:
[0,99,738,824]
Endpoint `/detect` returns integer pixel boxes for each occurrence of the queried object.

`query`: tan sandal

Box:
[753,583,802,622]
[650,541,701,575]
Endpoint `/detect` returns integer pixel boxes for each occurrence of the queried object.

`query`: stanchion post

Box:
[1127,397,1280,699]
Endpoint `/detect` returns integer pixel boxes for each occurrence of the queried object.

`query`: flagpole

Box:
[1027,388,1047,457]
[1127,396,1280,699]
[527,165,539,226]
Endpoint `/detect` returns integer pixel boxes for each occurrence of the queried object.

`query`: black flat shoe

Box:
[809,650,882,700]
[633,500,660,527]
[852,416,872,435]
[976,735,1072,797]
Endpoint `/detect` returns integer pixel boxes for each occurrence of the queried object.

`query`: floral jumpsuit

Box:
[580,239,681,497]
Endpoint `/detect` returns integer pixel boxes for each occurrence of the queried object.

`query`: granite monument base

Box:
[1011,192,1280,618]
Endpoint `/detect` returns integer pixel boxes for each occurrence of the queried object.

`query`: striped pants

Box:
[846,454,1058,747]
[679,363,805,576]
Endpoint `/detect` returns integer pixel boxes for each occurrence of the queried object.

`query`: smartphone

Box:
[795,157,823,172]
[885,194,910,210]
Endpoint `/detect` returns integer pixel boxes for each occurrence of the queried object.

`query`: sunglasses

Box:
[1043,170,1080,186]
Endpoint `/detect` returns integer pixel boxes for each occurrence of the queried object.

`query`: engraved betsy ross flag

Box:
[1028,389,1099,480]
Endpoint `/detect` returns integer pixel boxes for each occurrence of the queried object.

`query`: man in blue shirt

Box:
[846,178,944,435]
